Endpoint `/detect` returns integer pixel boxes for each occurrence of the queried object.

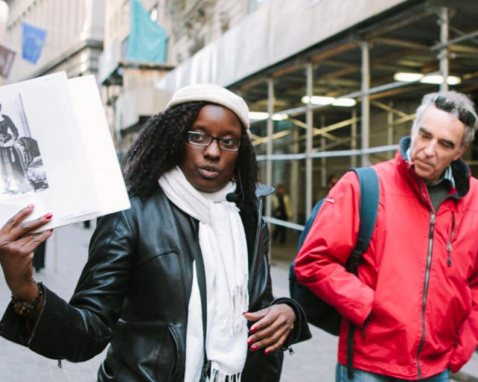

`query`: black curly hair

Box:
[122,102,258,213]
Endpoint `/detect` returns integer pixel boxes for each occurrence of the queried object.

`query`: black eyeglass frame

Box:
[431,96,477,127]
[185,130,241,151]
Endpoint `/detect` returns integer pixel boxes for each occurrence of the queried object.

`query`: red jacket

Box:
[295,138,478,379]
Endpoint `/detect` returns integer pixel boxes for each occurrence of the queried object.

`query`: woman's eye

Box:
[192,134,207,142]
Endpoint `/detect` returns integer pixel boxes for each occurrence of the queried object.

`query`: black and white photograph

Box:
[0,72,129,230]
[0,94,48,198]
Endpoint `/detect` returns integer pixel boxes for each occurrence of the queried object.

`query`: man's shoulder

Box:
[463,176,478,200]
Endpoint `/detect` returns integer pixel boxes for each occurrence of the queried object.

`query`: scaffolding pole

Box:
[439,7,449,91]
[305,62,314,217]
[265,78,274,219]
[361,41,370,167]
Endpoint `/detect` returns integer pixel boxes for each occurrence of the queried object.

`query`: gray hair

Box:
[412,90,478,146]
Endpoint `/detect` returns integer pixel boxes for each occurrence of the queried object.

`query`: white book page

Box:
[67,75,130,222]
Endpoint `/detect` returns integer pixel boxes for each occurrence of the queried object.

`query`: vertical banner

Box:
[0,45,15,78]
[21,22,47,64]
[127,0,168,63]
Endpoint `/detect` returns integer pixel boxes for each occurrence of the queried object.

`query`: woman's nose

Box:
[203,139,221,158]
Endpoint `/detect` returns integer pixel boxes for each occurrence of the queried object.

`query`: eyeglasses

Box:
[432,96,477,127]
[186,131,241,151]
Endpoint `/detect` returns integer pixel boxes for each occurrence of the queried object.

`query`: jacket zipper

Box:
[447,212,455,267]
[416,212,435,379]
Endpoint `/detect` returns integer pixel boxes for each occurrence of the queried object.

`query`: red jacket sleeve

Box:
[449,264,478,372]
[294,171,374,326]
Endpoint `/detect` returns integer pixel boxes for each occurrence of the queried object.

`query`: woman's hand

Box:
[0,205,53,300]
[243,303,296,354]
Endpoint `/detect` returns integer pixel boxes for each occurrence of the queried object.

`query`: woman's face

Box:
[179,104,242,193]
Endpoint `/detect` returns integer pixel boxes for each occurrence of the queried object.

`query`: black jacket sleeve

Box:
[0,210,136,361]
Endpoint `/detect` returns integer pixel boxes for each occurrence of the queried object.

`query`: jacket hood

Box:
[398,136,470,198]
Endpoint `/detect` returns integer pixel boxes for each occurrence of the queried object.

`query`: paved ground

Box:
[0,224,476,381]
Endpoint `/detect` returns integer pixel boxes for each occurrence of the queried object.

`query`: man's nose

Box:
[423,141,437,156]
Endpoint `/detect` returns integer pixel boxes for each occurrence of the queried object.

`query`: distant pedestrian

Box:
[326,174,338,193]
[271,183,292,244]
[295,90,478,381]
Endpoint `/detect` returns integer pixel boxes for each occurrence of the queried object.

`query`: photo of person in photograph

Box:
[0,99,48,197]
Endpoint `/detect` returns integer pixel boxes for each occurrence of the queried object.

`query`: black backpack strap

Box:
[348,167,379,273]
[346,167,379,379]
[194,249,210,380]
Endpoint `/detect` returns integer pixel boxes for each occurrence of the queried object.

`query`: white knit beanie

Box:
[165,83,250,130]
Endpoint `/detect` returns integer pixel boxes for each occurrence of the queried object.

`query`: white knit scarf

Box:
[158,167,249,382]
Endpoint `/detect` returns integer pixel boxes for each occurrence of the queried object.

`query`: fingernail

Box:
[44,213,53,220]
[264,349,270,355]
[247,338,254,345]
[250,345,258,351]
[26,204,34,210]
[250,327,256,334]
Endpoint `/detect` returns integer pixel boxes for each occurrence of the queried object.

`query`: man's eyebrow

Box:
[418,126,431,134]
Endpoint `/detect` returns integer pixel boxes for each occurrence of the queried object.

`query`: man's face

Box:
[410,105,467,184]
[180,104,241,193]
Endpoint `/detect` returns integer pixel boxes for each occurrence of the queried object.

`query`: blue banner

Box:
[22,22,47,64]
[127,0,168,63]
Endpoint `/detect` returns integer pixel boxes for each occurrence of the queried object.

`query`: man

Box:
[295,90,478,381]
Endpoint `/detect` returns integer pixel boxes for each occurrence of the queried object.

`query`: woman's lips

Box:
[198,166,220,178]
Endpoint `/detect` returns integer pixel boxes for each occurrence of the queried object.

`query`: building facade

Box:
[2,0,104,82]
[99,0,264,152]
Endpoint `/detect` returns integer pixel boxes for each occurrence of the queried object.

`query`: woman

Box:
[0,84,310,381]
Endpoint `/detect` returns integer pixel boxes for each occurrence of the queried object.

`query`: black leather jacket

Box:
[0,185,310,381]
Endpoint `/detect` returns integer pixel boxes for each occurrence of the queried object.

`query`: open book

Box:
[0,72,130,230]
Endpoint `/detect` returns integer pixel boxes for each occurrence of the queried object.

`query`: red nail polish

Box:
[44,213,53,220]
[247,338,254,345]
[250,345,258,351]
[250,327,256,334]
[264,349,270,355]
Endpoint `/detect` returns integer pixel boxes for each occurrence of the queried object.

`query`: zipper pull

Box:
[447,212,455,267]
[447,241,452,266]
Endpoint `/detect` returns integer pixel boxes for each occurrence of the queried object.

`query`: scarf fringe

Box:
[209,367,242,382]
[231,284,249,334]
